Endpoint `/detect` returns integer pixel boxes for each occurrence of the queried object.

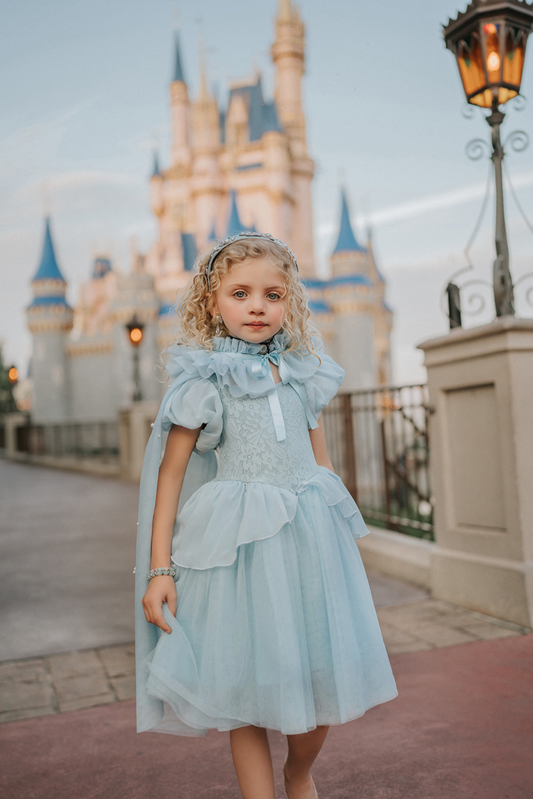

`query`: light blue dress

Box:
[134,333,398,736]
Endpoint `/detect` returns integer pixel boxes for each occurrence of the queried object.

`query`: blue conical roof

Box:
[181,233,197,272]
[32,218,66,283]
[226,76,283,142]
[333,189,366,254]
[226,190,249,237]
[173,34,186,83]
[151,150,162,177]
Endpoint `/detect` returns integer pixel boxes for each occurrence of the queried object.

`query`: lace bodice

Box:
[215,383,319,491]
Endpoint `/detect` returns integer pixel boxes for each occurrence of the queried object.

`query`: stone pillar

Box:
[4,412,28,459]
[119,401,160,481]
[418,318,533,626]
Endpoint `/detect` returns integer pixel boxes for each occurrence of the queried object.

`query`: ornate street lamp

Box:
[443,0,533,318]
[125,314,144,402]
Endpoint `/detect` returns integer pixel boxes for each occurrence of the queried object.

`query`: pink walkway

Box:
[1,634,532,799]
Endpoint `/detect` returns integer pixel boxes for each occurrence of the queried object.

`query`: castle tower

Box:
[330,189,368,276]
[190,46,224,246]
[271,0,315,275]
[325,190,379,390]
[271,0,306,148]
[367,227,393,385]
[26,217,73,421]
[170,34,191,169]
[146,35,195,302]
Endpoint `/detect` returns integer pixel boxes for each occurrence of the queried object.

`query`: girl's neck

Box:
[226,332,279,352]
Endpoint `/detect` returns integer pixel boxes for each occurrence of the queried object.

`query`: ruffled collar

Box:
[164,332,343,442]
[165,330,319,399]
[211,331,289,356]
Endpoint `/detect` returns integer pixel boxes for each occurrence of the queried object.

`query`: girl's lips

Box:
[246,323,267,328]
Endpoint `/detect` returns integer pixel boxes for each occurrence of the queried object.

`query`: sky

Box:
[1,0,533,384]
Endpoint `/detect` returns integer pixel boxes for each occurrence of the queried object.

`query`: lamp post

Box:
[443,0,533,318]
[125,314,144,402]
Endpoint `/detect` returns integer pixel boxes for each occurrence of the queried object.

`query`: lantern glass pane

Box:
[503,27,526,88]
[497,86,518,104]
[470,88,493,108]
[483,22,502,83]
[457,31,485,96]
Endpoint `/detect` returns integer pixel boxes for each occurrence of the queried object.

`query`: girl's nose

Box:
[249,296,266,314]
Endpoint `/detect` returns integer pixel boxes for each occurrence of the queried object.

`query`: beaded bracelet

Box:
[147,567,177,580]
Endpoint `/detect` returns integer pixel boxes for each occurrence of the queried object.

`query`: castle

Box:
[26,0,392,423]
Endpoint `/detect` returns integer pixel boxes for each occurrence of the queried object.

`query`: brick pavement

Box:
[1,595,529,725]
[1,633,532,799]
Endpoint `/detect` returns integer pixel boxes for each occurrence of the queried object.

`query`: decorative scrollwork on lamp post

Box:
[442,0,533,326]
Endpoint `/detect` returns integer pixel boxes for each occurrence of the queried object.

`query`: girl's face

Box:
[211,256,287,343]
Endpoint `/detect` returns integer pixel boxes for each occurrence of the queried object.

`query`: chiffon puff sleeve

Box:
[160,372,223,454]
[282,337,345,422]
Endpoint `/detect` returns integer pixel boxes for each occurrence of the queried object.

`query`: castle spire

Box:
[226,190,248,237]
[208,221,217,242]
[278,0,292,21]
[173,33,186,84]
[333,189,365,254]
[32,217,67,283]
[151,150,162,178]
[271,0,306,146]
[198,35,210,101]
[170,33,191,167]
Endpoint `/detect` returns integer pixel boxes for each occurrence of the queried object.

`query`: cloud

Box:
[315,171,533,234]
[49,170,143,190]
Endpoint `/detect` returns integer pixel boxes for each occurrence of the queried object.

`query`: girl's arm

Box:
[142,423,201,634]
[309,416,335,472]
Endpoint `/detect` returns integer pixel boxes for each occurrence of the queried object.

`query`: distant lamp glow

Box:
[125,315,145,402]
[129,327,143,345]
[126,315,144,348]
[443,0,533,109]
[8,366,18,384]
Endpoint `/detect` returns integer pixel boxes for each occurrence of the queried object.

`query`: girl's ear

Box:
[205,291,217,317]
[209,295,220,317]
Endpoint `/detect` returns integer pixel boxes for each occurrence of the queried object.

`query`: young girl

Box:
[135,232,398,799]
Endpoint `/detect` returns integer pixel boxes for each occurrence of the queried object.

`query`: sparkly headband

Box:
[203,231,299,289]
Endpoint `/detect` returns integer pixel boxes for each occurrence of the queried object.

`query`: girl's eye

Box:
[233,291,246,298]
[267,293,281,300]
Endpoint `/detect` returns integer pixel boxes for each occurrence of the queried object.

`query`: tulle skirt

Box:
[141,469,398,736]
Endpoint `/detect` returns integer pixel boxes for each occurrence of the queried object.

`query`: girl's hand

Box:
[142,576,177,634]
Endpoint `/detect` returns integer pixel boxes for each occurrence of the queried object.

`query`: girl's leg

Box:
[283,726,329,799]
[230,725,276,799]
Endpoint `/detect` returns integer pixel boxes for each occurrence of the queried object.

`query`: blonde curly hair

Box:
[176,236,320,356]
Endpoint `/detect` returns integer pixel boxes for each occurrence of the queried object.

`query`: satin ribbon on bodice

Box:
[225,350,318,442]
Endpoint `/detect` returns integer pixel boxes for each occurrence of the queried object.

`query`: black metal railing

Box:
[323,384,433,539]
[15,420,119,462]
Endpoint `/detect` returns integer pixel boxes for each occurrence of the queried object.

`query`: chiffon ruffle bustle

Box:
[135,334,398,736]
